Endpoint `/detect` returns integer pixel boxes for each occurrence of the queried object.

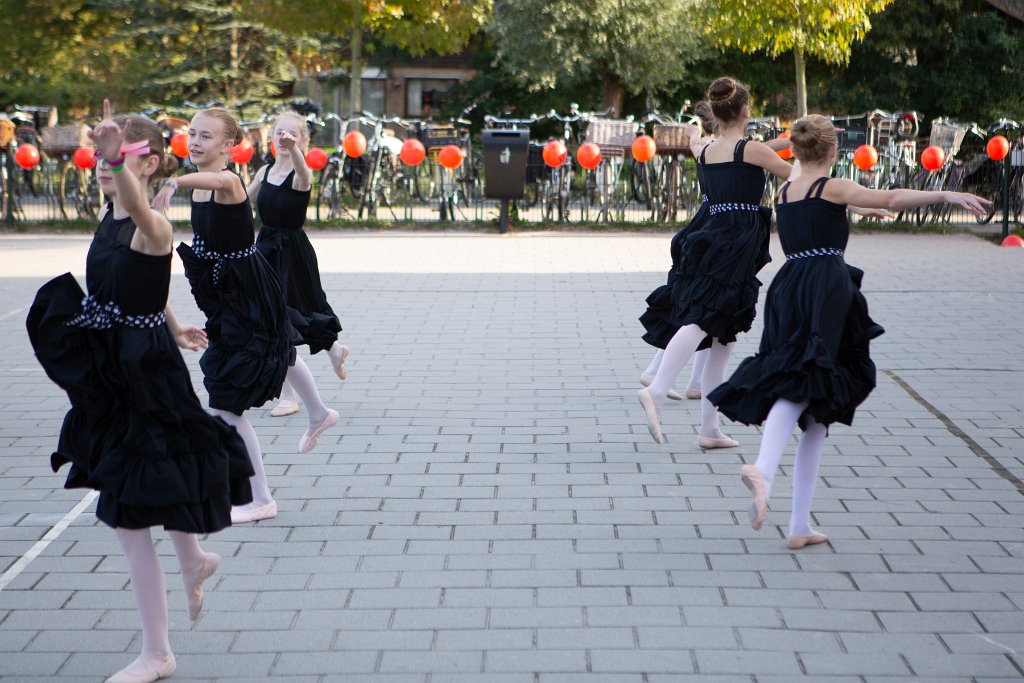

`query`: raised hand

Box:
[278,130,297,151]
[88,99,130,161]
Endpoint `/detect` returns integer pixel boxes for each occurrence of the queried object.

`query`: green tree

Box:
[701,0,893,117]
[489,0,703,114]
[243,0,490,115]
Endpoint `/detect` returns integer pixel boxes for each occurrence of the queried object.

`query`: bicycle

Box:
[961,118,1023,225]
[1,122,26,225]
[352,111,406,220]
[575,106,634,222]
[538,109,582,223]
[40,122,102,220]
[648,104,701,223]
[914,117,976,225]
[746,116,785,206]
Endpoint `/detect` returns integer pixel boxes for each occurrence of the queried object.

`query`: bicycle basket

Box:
[1012,147,1024,168]
[929,119,968,157]
[835,126,868,151]
[584,119,635,157]
[422,125,461,149]
[652,124,690,154]
[0,119,14,148]
[41,124,92,155]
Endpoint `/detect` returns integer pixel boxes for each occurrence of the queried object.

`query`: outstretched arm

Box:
[278,130,313,191]
[825,178,990,215]
[743,139,794,180]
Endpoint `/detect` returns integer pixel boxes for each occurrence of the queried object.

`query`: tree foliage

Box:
[701,0,893,115]
[489,0,703,114]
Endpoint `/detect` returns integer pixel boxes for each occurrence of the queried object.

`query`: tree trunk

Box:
[349,8,363,117]
[794,47,807,118]
[601,75,624,116]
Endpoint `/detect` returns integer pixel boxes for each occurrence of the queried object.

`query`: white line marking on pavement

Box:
[0,305,29,323]
[0,490,99,592]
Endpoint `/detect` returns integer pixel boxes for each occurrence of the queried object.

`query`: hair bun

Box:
[708,78,737,103]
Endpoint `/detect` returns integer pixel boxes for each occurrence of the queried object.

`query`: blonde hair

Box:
[790,114,837,163]
[114,114,177,182]
[196,108,243,145]
[274,111,310,151]
[694,100,716,135]
[706,77,750,124]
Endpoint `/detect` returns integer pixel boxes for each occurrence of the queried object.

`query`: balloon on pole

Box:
[170,133,189,158]
[230,138,254,165]
[400,138,426,166]
[542,140,567,168]
[438,144,463,170]
[853,144,878,171]
[776,131,793,160]
[74,146,97,170]
[631,135,656,163]
[342,131,367,158]
[921,145,945,171]
[987,136,1010,161]
[577,142,602,170]
[15,144,40,169]
[305,147,328,171]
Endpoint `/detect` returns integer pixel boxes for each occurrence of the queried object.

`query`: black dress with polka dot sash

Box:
[668,139,773,346]
[708,177,885,428]
[26,208,254,532]
[177,194,298,415]
[255,164,342,354]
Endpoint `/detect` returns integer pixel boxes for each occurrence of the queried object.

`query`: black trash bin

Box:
[482,129,530,232]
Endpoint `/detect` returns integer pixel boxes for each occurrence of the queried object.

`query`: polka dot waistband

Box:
[708,202,760,215]
[785,247,845,260]
[66,296,167,330]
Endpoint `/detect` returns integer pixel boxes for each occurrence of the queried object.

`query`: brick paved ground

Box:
[1,230,1022,682]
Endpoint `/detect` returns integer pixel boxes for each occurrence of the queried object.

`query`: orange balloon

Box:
[921,145,945,171]
[306,147,328,171]
[987,135,1010,161]
[1002,234,1024,247]
[270,141,277,158]
[577,142,602,170]
[230,138,254,164]
[631,135,657,163]
[15,143,40,169]
[400,138,426,166]
[853,144,878,171]
[543,140,567,168]
[343,130,367,158]
[438,144,463,170]
[170,133,189,159]
[776,130,793,160]
[73,146,96,170]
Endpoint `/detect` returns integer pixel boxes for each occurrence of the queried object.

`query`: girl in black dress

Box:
[248,111,349,418]
[154,108,338,525]
[637,78,793,446]
[708,114,988,548]
[27,101,253,683]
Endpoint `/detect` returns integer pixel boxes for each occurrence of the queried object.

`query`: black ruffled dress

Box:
[667,139,773,346]
[254,164,342,354]
[708,177,885,428]
[177,193,298,415]
[26,209,254,532]
[639,160,709,349]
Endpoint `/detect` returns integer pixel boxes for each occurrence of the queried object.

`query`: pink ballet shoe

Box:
[684,387,702,400]
[639,374,684,401]
[697,434,739,449]
[270,398,300,417]
[184,552,220,621]
[231,500,278,524]
[637,388,667,444]
[740,464,769,531]
[787,532,829,550]
[105,652,176,683]
[299,409,339,453]
[331,345,350,380]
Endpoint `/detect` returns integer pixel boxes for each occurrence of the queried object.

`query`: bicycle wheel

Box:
[59,163,82,220]
[316,163,341,220]
[658,159,678,223]
[413,158,435,203]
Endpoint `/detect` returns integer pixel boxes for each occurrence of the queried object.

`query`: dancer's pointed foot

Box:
[105,653,176,683]
[639,374,684,401]
[684,387,702,400]
[299,409,339,454]
[184,552,220,620]
[787,532,829,550]
[740,464,769,531]
[697,434,739,449]
[637,388,667,444]
[270,398,300,417]
[330,344,350,381]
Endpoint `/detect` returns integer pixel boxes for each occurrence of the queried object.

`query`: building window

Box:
[406,78,459,117]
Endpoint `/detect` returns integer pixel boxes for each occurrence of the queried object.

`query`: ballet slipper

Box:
[270,398,300,417]
[787,532,829,550]
[740,464,769,531]
[684,387,701,400]
[298,409,339,453]
[231,500,278,524]
[184,552,220,621]
[330,345,350,380]
[697,434,739,449]
[637,388,667,444]
[105,652,176,683]
[639,373,684,401]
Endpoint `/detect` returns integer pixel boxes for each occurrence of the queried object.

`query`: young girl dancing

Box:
[27,101,254,683]
[248,111,349,418]
[708,114,989,548]
[154,108,338,524]
[637,77,793,446]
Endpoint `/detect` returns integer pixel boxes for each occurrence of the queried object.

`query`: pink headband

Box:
[94,140,152,159]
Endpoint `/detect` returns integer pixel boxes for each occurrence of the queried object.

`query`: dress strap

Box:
[777,181,791,205]
[698,144,708,165]
[806,177,829,199]
[733,139,749,162]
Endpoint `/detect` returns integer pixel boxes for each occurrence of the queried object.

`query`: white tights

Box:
[647,324,734,438]
[752,398,829,537]
[282,356,330,426]
[212,409,272,506]
[114,528,207,657]
[643,348,708,393]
